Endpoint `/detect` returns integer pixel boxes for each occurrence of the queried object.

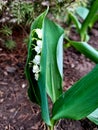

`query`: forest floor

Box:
[0,23,98,130]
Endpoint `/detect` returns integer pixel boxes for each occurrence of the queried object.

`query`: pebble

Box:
[4,71,8,76]
[0,91,4,97]
[71,63,75,68]
[0,48,2,51]
[9,108,16,113]
[5,66,16,73]
[22,83,26,88]
[0,99,4,103]
[5,126,8,130]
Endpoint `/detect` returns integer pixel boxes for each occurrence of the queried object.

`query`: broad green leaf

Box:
[52,64,98,121]
[80,0,98,41]
[25,10,48,104]
[25,8,52,125]
[69,41,98,63]
[76,7,89,20]
[39,18,64,103]
[25,8,64,125]
[88,108,98,125]
[38,17,64,125]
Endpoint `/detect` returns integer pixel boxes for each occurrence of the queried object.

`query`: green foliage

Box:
[0,0,34,26]
[25,8,64,126]
[45,0,88,24]
[0,1,7,13]
[5,39,16,50]
[26,5,98,129]
[10,0,34,26]
[67,40,98,63]
[65,0,98,63]
[80,0,98,41]
[0,0,35,50]
[0,25,12,37]
[87,0,94,8]
[0,25,16,50]
[40,18,64,103]
[52,65,98,121]
[67,0,98,41]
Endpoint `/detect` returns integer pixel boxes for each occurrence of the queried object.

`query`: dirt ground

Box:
[0,23,98,130]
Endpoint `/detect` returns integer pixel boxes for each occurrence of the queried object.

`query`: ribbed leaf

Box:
[25,10,48,104]
[69,41,98,63]
[52,65,98,121]
[38,17,64,125]
[39,17,64,102]
[26,8,64,125]
[88,108,98,125]
[25,9,52,125]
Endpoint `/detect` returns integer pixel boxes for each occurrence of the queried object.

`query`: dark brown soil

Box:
[0,23,98,130]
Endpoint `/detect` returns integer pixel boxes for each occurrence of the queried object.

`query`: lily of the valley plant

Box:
[25,3,98,130]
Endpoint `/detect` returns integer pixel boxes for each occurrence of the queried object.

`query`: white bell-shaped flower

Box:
[32,65,40,73]
[34,46,41,54]
[34,40,42,54]
[35,73,39,80]
[36,40,42,49]
[33,55,41,65]
[36,29,42,39]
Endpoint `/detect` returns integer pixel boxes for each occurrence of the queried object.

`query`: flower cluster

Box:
[32,29,42,80]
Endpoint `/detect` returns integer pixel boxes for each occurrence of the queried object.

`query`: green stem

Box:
[48,120,56,130]
[80,0,98,41]
[49,125,54,130]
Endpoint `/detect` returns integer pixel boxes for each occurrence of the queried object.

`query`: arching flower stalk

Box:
[31,28,42,80]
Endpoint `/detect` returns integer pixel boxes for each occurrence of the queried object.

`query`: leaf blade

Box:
[52,65,98,121]
[25,10,48,104]
[36,15,64,125]
[42,18,64,103]
[69,41,98,63]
